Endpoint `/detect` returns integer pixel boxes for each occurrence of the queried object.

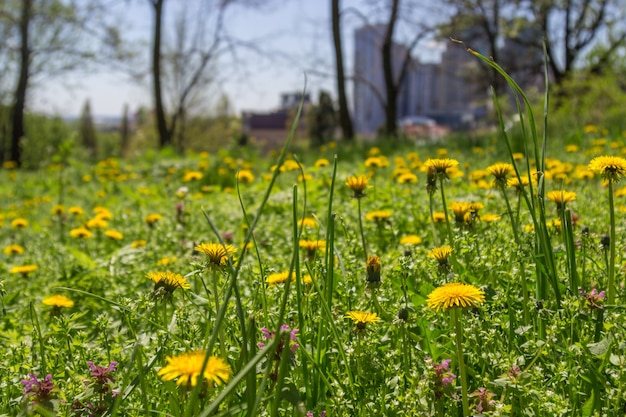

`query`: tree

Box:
[148,0,169,148]
[79,99,97,161]
[526,0,626,85]
[442,0,626,87]
[119,104,131,157]
[331,0,354,141]
[1,0,106,166]
[380,0,428,137]
[9,0,31,166]
[307,90,336,147]
[145,0,272,152]
[439,0,508,95]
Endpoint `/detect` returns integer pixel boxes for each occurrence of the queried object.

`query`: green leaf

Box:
[581,391,594,417]
[66,246,97,270]
[587,335,612,357]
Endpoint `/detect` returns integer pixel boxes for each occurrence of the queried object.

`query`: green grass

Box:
[3,78,626,415]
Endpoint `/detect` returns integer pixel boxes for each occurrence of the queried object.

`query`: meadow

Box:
[3,85,626,416]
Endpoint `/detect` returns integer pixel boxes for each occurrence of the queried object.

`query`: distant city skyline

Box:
[30,0,446,119]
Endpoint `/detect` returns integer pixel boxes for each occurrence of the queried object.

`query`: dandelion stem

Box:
[357,198,368,261]
[428,193,439,244]
[439,177,453,248]
[608,181,616,305]
[211,270,227,360]
[500,184,529,323]
[453,308,470,417]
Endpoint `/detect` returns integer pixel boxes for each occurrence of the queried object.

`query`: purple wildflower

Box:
[86,361,117,395]
[21,373,56,401]
[258,325,299,353]
[579,287,605,309]
[470,387,496,413]
[426,357,457,400]
[87,361,117,385]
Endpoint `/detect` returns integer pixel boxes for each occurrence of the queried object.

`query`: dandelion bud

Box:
[366,255,381,284]
[601,234,610,250]
[397,307,409,321]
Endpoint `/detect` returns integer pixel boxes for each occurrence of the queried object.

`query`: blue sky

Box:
[32,0,443,118]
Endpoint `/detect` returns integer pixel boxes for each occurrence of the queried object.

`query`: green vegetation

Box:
[3,70,626,416]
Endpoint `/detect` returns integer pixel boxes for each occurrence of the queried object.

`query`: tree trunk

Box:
[488,0,503,95]
[151,0,171,148]
[120,104,131,157]
[382,0,400,138]
[11,0,32,167]
[331,0,354,141]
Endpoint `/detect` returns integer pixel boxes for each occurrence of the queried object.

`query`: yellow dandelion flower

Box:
[86,217,108,229]
[427,282,485,312]
[68,206,84,216]
[145,213,163,225]
[51,205,65,216]
[428,246,453,263]
[450,202,482,223]
[368,146,381,156]
[469,169,489,182]
[432,212,448,223]
[299,217,317,228]
[157,256,177,266]
[481,214,501,223]
[42,295,74,308]
[11,218,28,229]
[147,271,190,292]
[424,158,459,177]
[70,227,93,239]
[486,162,514,185]
[365,156,388,168]
[565,144,580,153]
[104,230,124,240]
[315,158,330,167]
[546,190,576,208]
[365,210,392,221]
[615,186,626,197]
[574,165,595,180]
[265,271,295,286]
[158,351,232,387]
[392,167,410,178]
[131,240,147,248]
[3,244,25,255]
[195,243,237,268]
[280,160,301,172]
[345,311,381,330]
[400,235,422,245]
[512,153,524,160]
[397,172,418,184]
[548,218,562,230]
[299,239,326,253]
[93,206,113,219]
[183,171,204,182]
[346,175,370,198]
[10,264,38,275]
[236,170,255,184]
[588,155,626,183]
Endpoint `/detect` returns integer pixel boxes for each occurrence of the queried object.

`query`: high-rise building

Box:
[353,24,413,134]
[354,24,530,133]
